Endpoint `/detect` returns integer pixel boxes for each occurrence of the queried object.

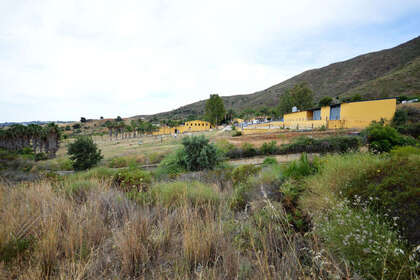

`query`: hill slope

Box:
[138,36,420,120]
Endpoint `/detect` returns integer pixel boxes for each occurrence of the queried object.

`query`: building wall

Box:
[183,120,212,132]
[283,111,311,122]
[153,120,212,135]
[340,99,396,128]
[282,98,396,130]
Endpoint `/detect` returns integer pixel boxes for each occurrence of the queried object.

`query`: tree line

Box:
[0,123,61,158]
[104,118,159,140]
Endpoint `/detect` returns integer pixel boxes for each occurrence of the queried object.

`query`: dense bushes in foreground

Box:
[1,141,419,279]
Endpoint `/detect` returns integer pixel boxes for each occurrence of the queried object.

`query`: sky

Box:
[1,0,420,122]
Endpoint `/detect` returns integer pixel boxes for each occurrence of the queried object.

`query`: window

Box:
[313,109,321,120]
[330,105,341,120]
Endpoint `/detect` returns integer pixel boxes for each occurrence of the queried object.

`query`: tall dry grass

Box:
[0,168,349,279]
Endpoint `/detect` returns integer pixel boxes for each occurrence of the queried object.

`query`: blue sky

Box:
[0,0,419,122]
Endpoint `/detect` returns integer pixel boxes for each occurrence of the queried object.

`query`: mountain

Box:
[137,36,420,120]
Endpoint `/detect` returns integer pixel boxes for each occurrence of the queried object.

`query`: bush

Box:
[232,164,261,186]
[315,200,413,279]
[339,152,420,244]
[282,153,319,180]
[232,130,242,137]
[180,135,221,171]
[154,149,186,178]
[67,136,103,170]
[262,157,278,166]
[259,141,278,155]
[34,152,48,161]
[279,136,361,154]
[241,143,257,157]
[113,168,152,192]
[362,122,417,153]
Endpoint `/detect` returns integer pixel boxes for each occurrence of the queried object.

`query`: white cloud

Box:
[0,0,419,121]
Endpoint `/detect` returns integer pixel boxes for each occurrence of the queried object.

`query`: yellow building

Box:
[153,120,212,135]
[283,98,396,129]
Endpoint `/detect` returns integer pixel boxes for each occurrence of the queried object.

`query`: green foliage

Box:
[259,141,277,155]
[113,168,152,192]
[282,153,319,180]
[34,152,48,161]
[72,123,81,129]
[278,83,314,116]
[391,106,420,138]
[67,136,103,170]
[0,237,34,264]
[225,136,361,159]
[69,166,117,181]
[318,96,333,107]
[232,164,261,186]
[205,94,226,126]
[154,149,186,178]
[315,200,414,279]
[240,142,257,157]
[339,152,420,244]
[279,136,361,154]
[180,135,221,171]
[64,179,97,201]
[133,181,220,209]
[262,156,278,166]
[362,122,417,153]
[229,183,255,211]
[215,139,235,155]
[232,130,242,137]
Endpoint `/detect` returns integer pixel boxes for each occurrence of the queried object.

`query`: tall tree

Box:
[278,83,314,116]
[205,94,226,126]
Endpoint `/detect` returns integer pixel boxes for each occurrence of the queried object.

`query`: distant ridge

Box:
[135,36,420,120]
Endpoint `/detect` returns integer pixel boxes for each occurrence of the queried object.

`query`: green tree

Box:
[115,116,123,122]
[205,94,226,126]
[179,135,221,171]
[277,90,294,117]
[278,83,314,116]
[67,136,103,170]
[318,96,333,107]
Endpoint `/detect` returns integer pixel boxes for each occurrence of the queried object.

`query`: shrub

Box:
[241,143,257,157]
[259,141,278,155]
[229,183,254,211]
[315,200,414,279]
[67,136,103,170]
[339,153,420,245]
[262,157,278,166]
[113,168,152,192]
[232,130,242,137]
[362,122,417,153]
[215,139,236,155]
[108,157,133,168]
[180,135,221,171]
[232,164,261,186]
[282,153,319,180]
[154,149,186,178]
[279,136,361,154]
[34,152,48,161]
[18,147,34,155]
[395,123,420,138]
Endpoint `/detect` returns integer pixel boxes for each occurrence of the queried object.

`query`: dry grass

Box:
[0,166,351,279]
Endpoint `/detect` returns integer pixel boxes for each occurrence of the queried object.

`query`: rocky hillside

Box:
[138,36,420,120]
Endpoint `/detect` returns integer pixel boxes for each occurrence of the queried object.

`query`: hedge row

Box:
[226,136,361,159]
